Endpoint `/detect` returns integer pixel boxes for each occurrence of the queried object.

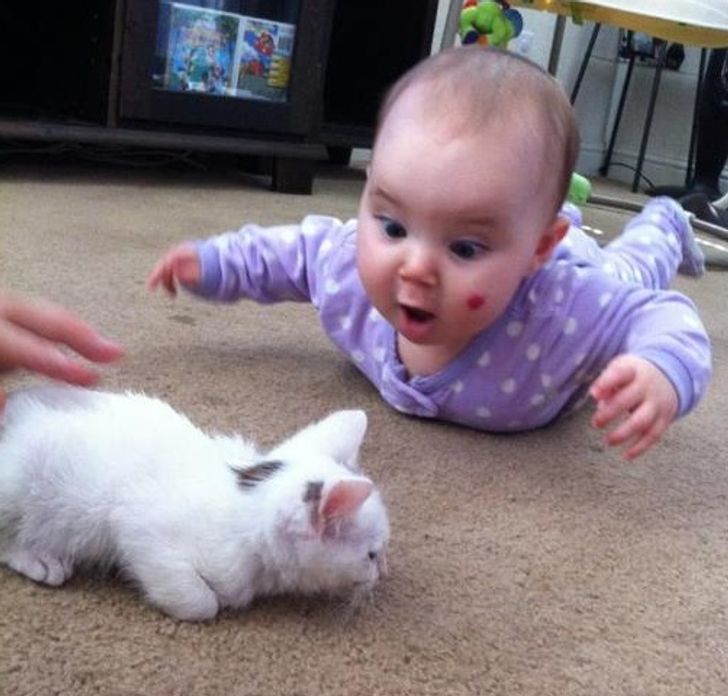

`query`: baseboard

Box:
[577,144,728,193]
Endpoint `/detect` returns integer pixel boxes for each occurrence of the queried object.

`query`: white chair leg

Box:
[712,191,728,209]
[440,0,463,51]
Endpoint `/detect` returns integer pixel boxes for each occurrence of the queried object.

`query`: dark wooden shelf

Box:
[0,117,324,193]
[0,2,438,191]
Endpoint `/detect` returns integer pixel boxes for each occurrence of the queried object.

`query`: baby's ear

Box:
[529,215,570,272]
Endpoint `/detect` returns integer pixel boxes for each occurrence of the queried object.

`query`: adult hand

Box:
[0,294,124,409]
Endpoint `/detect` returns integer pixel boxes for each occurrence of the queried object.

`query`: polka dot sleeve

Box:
[190,215,350,304]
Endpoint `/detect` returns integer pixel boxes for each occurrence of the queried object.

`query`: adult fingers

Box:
[4,298,123,364]
[0,320,101,385]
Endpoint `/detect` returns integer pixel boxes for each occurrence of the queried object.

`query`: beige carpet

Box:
[1,158,727,696]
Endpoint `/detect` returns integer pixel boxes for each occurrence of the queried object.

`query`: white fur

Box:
[0,386,389,621]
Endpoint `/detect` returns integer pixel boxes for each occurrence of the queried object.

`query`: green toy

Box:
[568,172,592,204]
[459,0,523,49]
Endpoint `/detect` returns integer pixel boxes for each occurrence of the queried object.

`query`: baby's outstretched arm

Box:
[589,354,679,461]
[146,217,348,305]
[147,243,201,296]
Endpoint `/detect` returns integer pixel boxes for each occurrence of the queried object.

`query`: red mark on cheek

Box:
[467,294,485,310]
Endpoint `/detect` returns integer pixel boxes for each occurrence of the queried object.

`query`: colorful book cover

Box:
[234,18,296,103]
[162,3,241,96]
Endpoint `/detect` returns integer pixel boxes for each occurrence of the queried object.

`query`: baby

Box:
[148,47,711,460]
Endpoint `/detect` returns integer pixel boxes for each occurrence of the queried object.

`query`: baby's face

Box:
[357,101,561,372]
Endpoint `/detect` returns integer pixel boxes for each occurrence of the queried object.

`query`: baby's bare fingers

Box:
[146,270,160,291]
[605,402,656,446]
[590,360,637,401]
[592,382,643,429]
[623,427,662,460]
[162,269,178,296]
[146,263,162,290]
[147,259,168,290]
[147,261,177,296]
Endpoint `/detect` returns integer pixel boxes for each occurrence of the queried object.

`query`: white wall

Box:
[432,2,725,193]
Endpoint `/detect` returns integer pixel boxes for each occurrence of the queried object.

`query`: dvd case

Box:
[161,2,241,96]
[235,17,296,102]
[155,3,296,102]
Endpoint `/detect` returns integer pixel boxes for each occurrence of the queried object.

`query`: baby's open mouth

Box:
[401,304,435,323]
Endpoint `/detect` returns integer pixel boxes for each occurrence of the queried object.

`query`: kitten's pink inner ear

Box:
[320,479,373,521]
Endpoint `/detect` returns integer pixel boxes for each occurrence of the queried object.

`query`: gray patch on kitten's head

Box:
[303,480,324,529]
[303,480,323,504]
[232,460,284,489]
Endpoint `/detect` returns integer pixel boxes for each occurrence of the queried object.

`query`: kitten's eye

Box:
[449,240,486,260]
[375,216,407,240]
[368,551,377,561]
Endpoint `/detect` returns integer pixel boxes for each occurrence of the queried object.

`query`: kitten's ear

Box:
[308,477,373,534]
[278,410,368,471]
[320,478,373,522]
[318,410,368,471]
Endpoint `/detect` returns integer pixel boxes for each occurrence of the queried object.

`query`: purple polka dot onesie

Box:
[191,197,711,431]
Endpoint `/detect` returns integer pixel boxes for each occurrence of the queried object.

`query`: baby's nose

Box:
[399,245,437,284]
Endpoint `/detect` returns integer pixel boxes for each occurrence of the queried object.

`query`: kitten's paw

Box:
[150,590,220,622]
[3,547,73,586]
[139,572,220,621]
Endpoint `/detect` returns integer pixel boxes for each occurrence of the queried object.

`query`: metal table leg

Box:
[571,23,602,104]
[632,40,668,191]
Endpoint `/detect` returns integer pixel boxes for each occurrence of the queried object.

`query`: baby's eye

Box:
[449,240,486,260]
[368,551,378,561]
[375,216,407,240]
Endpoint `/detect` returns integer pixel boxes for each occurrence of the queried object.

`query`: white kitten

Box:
[0,386,389,621]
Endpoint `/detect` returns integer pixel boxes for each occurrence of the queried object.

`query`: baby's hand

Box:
[147,243,201,296]
[589,354,678,460]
